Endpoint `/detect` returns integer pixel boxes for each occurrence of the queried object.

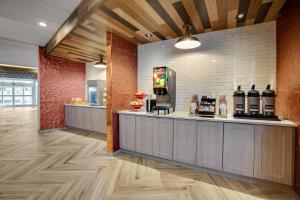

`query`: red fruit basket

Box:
[134,93,147,100]
[131,104,143,110]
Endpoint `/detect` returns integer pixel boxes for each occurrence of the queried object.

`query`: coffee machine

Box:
[153,67,176,114]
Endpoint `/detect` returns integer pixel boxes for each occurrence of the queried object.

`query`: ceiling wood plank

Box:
[204,0,220,30]
[46,0,107,55]
[112,8,161,42]
[245,0,262,25]
[193,0,211,30]
[158,0,185,34]
[264,0,286,21]
[255,2,273,23]
[227,0,239,28]
[181,0,204,33]
[146,0,182,36]
[46,0,285,63]
[216,0,228,29]
[133,0,166,26]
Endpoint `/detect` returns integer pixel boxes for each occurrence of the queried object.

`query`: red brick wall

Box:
[39,47,86,130]
[106,33,137,152]
[276,1,300,193]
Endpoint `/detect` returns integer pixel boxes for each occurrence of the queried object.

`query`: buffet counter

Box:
[65,104,106,134]
[118,110,296,185]
[118,110,296,127]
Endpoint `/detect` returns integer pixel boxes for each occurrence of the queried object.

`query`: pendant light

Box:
[175,24,201,49]
[94,55,106,68]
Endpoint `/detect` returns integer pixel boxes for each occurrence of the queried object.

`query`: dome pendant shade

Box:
[94,55,106,68]
[175,25,201,49]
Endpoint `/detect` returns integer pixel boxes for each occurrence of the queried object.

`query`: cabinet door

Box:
[65,106,72,127]
[196,121,223,170]
[84,107,93,130]
[223,123,254,177]
[119,114,136,151]
[136,116,153,155]
[254,125,294,185]
[99,109,106,134]
[153,118,174,160]
[91,108,101,132]
[173,119,197,165]
[77,107,87,130]
[72,107,80,129]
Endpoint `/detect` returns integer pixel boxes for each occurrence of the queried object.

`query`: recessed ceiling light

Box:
[237,14,244,19]
[145,33,153,38]
[38,22,47,27]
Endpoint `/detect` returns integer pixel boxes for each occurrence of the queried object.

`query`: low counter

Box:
[118,110,296,185]
[65,104,106,133]
[65,104,106,109]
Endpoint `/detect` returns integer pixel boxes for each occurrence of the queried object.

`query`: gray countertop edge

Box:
[118,110,297,128]
[65,104,106,109]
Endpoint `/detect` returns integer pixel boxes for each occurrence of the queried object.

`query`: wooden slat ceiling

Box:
[47,0,287,63]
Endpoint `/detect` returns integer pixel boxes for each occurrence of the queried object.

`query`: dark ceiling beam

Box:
[45,0,107,56]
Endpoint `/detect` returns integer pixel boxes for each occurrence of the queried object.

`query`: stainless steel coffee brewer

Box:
[262,84,276,117]
[233,85,246,115]
[247,85,260,116]
[153,67,176,115]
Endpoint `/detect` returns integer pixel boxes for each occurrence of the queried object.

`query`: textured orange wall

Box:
[276,1,300,193]
[39,47,86,130]
[106,32,137,152]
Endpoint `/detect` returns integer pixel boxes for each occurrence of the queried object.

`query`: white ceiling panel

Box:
[0,0,82,46]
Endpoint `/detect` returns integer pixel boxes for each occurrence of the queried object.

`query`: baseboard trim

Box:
[38,127,67,133]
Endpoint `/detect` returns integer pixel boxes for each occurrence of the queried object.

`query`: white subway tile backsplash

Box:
[138,22,276,113]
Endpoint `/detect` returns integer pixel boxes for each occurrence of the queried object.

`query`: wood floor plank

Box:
[0,107,298,200]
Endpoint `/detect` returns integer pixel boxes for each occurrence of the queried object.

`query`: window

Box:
[3,96,13,106]
[3,86,13,95]
[0,78,37,107]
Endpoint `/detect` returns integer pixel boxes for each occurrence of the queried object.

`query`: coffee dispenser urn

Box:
[247,85,260,116]
[262,84,276,117]
[233,85,246,115]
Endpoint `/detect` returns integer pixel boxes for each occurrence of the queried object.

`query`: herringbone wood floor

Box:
[0,107,298,200]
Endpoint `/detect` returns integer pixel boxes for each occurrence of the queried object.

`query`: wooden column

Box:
[106,32,137,152]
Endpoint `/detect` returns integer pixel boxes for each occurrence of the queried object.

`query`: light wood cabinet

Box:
[223,123,255,177]
[254,125,294,185]
[136,116,153,155]
[196,121,223,170]
[153,118,174,160]
[173,119,197,165]
[119,114,136,151]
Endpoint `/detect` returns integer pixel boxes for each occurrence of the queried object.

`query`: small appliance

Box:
[262,84,276,117]
[198,96,216,117]
[153,66,176,115]
[87,80,106,106]
[233,85,246,115]
[247,84,260,116]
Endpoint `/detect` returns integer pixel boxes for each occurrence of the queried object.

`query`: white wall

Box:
[86,62,106,81]
[138,22,276,113]
[0,38,39,68]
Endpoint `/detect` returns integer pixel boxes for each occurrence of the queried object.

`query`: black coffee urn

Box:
[233,85,246,115]
[262,84,276,117]
[247,85,260,116]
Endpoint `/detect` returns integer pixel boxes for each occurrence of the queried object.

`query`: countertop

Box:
[65,104,106,109]
[118,110,297,127]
